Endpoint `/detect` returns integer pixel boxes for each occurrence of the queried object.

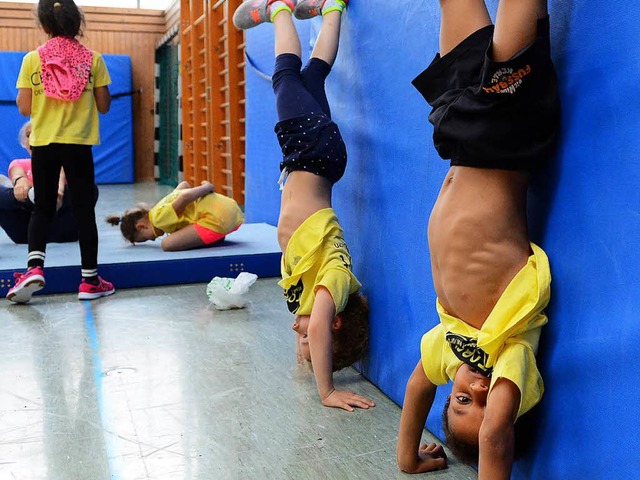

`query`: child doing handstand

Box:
[106,181,244,252]
[397,0,559,477]
[233,0,374,411]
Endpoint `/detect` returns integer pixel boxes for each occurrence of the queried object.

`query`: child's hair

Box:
[332,292,369,371]
[38,0,85,38]
[442,396,479,466]
[105,205,150,244]
[18,121,31,149]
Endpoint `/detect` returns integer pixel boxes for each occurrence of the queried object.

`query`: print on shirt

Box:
[482,65,532,94]
[445,332,493,376]
[285,278,303,314]
[334,235,352,270]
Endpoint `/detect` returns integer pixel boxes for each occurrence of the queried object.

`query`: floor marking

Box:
[83,300,123,479]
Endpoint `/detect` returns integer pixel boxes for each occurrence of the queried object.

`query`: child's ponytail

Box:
[105,214,121,226]
[105,206,149,244]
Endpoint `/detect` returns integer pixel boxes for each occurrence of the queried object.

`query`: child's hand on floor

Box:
[416,443,447,472]
[321,388,375,412]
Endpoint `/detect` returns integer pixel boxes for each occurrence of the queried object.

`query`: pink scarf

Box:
[37,36,93,101]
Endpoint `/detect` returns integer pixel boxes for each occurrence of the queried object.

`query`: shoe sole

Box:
[7,279,45,304]
[78,288,116,301]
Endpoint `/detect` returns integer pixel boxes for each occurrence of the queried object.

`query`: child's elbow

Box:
[479,420,514,456]
[396,454,418,474]
[97,98,111,114]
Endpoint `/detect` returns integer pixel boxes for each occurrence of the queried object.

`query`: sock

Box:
[270,1,293,21]
[82,268,100,286]
[27,250,45,269]
[322,0,347,15]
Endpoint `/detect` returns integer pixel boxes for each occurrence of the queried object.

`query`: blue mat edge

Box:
[0,252,280,297]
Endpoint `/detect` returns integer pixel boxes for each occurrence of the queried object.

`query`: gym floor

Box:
[0,184,476,479]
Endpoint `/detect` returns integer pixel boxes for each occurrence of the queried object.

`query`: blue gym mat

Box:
[0,184,281,298]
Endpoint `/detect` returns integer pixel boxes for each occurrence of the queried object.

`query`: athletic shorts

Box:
[275,113,347,184]
[194,223,240,245]
[412,17,560,172]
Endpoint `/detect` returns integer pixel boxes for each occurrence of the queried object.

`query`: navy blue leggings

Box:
[272,53,332,122]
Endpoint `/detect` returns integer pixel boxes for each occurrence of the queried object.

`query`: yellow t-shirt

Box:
[16,49,111,146]
[148,189,244,235]
[420,243,551,418]
[279,208,361,315]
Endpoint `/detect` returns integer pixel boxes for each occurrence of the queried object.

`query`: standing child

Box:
[106,180,244,251]
[7,0,114,303]
[233,0,374,411]
[396,0,559,477]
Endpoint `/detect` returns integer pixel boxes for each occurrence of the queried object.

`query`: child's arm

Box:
[171,181,215,216]
[16,88,31,116]
[397,361,447,473]
[8,164,30,202]
[176,181,192,190]
[477,378,520,480]
[308,286,375,412]
[94,85,111,114]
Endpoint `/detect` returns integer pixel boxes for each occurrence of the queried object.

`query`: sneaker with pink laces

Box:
[78,276,115,300]
[6,266,46,304]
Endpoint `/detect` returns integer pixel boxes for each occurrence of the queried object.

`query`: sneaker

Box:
[294,0,347,19]
[6,267,45,304]
[233,0,296,29]
[78,277,116,300]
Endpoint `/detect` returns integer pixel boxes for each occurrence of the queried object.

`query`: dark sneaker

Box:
[78,276,115,300]
[6,267,45,304]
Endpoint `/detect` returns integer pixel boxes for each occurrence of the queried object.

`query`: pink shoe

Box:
[6,267,45,304]
[294,0,347,19]
[78,276,115,300]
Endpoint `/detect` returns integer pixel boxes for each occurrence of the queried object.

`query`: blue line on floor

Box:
[83,300,121,479]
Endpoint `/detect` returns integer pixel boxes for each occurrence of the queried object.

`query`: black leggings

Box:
[29,144,99,271]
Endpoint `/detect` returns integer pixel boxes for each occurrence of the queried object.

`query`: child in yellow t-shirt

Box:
[233,0,373,411]
[7,0,114,303]
[397,0,560,477]
[106,181,244,252]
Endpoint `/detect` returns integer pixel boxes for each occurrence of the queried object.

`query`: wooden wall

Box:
[0,2,171,182]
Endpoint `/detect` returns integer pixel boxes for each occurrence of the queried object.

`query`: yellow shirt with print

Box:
[16,50,111,146]
[279,208,361,316]
[149,189,244,235]
[420,243,551,418]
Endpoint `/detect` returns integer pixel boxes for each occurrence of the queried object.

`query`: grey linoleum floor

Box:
[0,183,477,480]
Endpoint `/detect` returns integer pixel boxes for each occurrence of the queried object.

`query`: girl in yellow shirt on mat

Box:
[106,180,244,252]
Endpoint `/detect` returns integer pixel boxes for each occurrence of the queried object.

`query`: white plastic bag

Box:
[206,272,258,310]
